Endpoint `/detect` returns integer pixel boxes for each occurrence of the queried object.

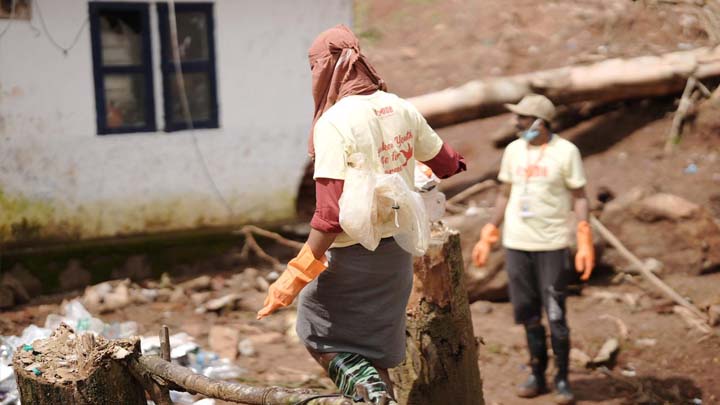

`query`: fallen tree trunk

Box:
[391,226,484,405]
[134,355,358,405]
[409,46,720,128]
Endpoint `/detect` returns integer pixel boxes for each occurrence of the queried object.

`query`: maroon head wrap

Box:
[307,25,386,157]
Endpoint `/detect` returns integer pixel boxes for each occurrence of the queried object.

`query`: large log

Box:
[442,212,509,303]
[13,325,146,405]
[409,46,720,128]
[134,355,362,405]
[391,226,484,405]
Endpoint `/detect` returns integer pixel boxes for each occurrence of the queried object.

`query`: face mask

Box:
[522,128,540,142]
[520,118,542,142]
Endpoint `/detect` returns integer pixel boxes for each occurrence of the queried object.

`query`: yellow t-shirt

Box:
[313,90,444,248]
[498,135,586,251]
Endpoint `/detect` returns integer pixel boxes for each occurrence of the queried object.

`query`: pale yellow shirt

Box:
[313,91,443,248]
[498,135,586,251]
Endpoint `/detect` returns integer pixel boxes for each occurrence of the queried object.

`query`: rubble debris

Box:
[178,275,213,292]
[592,338,620,367]
[170,287,187,303]
[620,365,637,377]
[590,291,642,309]
[237,338,256,357]
[634,338,657,347]
[190,292,213,306]
[600,192,720,276]
[196,294,243,314]
[141,332,198,359]
[83,279,162,313]
[632,193,700,222]
[255,276,270,292]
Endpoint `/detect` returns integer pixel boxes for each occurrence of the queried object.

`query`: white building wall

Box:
[0,0,352,242]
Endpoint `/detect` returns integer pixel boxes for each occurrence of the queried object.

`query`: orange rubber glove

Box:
[575,220,595,281]
[257,244,328,319]
[472,224,500,267]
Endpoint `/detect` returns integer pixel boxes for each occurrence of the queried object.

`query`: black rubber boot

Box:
[551,334,575,404]
[517,323,548,398]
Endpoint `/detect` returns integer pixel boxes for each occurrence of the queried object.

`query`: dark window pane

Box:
[0,0,31,20]
[104,74,147,128]
[168,72,211,124]
[100,10,143,66]
[167,11,209,62]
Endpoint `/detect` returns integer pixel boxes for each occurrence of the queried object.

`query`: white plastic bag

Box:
[421,189,446,222]
[339,153,431,255]
[414,162,446,222]
[376,173,430,256]
[338,154,381,250]
[414,162,439,192]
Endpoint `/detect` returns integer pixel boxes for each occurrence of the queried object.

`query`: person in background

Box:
[257,25,466,404]
[472,94,594,404]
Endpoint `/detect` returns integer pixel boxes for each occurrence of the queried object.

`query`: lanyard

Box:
[525,144,547,179]
[522,137,551,192]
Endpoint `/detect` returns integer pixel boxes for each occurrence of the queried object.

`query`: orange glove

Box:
[257,244,328,319]
[472,224,500,267]
[575,220,595,281]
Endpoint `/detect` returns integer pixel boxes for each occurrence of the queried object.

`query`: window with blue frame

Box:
[89,3,155,134]
[88,2,218,135]
[158,3,219,131]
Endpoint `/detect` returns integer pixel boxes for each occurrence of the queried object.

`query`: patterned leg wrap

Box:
[328,353,390,403]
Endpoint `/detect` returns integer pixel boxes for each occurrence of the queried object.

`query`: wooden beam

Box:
[409,46,720,128]
[134,355,361,405]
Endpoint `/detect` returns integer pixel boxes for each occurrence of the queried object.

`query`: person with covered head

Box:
[472,94,594,404]
[256,25,466,403]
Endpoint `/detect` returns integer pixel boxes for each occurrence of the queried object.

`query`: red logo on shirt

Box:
[374,106,394,117]
[378,131,414,173]
[517,165,548,178]
[400,144,413,161]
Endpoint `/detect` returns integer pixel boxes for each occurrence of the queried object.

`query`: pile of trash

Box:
[0,299,243,405]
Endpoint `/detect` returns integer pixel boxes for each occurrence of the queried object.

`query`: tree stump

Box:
[13,324,146,405]
[391,226,484,405]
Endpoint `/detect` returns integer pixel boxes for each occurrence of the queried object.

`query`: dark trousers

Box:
[506,248,572,381]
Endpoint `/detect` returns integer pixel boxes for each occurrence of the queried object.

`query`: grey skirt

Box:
[296,238,413,369]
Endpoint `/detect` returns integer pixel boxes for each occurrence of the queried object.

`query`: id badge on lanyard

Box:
[519,191,534,218]
[519,142,548,219]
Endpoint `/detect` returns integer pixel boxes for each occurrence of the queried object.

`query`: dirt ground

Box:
[3,1,720,404]
[2,266,719,404]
